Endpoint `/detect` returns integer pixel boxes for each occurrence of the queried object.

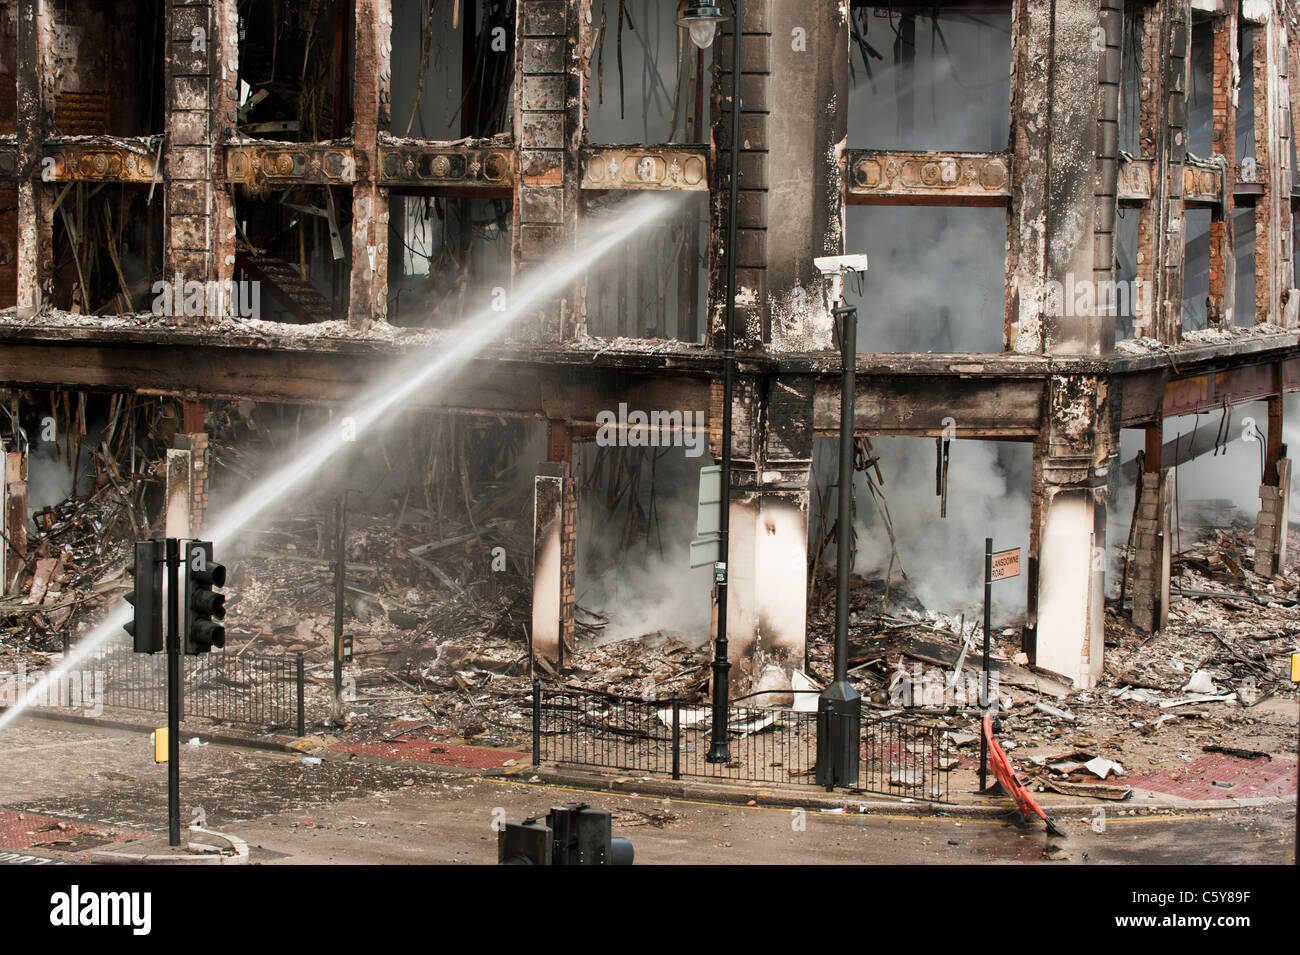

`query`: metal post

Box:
[532,679,542,767]
[979,537,992,792]
[707,0,743,765]
[816,304,862,789]
[165,536,181,847]
[672,692,682,780]
[333,492,346,722]
[296,652,306,737]
[62,631,71,707]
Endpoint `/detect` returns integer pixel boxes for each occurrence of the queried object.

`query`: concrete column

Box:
[714,481,809,687]
[530,461,574,667]
[1130,466,1173,633]
[1027,375,1114,688]
[1006,0,1119,354]
[2,442,28,594]
[14,0,52,320]
[349,0,393,331]
[708,371,814,691]
[164,447,192,539]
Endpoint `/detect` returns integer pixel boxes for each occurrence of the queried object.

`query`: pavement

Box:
[15,706,1298,816]
[0,716,1291,865]
[0,711,1295,865]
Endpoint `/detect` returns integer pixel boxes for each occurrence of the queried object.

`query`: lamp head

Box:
[678,5,726,50]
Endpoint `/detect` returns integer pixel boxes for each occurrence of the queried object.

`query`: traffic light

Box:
[183,540,226,654]
[124,540,163,653]
[497,805,633,865]
[498,818,553,865]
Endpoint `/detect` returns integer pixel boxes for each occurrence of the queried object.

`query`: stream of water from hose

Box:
[0,192,679,735]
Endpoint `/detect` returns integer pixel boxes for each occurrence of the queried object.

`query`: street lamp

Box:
[813,254,868,790]
[677,5,726,50]
[705,0,741,765]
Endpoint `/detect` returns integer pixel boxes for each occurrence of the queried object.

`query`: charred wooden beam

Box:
[845,150,1011,206]
[581,146,709,192]
[39,136,160,183]
[377,136,513,193]
[226,141,357,189]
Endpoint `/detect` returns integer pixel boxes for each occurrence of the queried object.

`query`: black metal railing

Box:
[532,681,952,801]
[33,643,305,735]
[858,712,951,803]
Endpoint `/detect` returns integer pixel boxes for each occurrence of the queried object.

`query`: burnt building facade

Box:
[1,0,1299,691]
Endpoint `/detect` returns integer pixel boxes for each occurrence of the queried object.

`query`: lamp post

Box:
[816,302,863,789]
[811,254,867,788]
[683,0,738,764]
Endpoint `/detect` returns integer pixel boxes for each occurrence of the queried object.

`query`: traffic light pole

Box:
[333,492,347,722]
[165,536,181,847]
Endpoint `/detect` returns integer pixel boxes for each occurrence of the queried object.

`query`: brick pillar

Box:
[1255,457,1291,576]
[348,0,392,331]
[1208,8,1238,327]
[186,432,210,535]
[163,0,238,313]
[512,0,586,341]
[2,443,28,594]
[1252,9,1295,326]
[1130,467,1173,633]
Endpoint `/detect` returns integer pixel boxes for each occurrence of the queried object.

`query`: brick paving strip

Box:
[1128,754,1298,801]
[329,721,527,770]
[0,808,146,860]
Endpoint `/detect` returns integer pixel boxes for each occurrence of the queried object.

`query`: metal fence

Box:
[532,681,952,801]
[859,713,951,803]
[37,643,305,734]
